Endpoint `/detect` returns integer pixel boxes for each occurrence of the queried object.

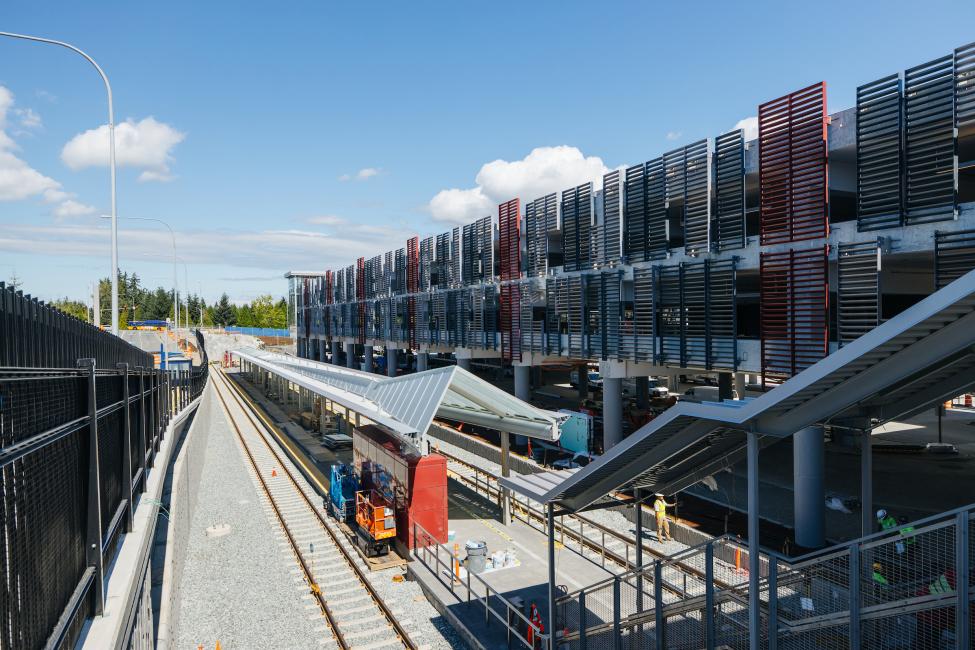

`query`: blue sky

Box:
[1,1,973,305]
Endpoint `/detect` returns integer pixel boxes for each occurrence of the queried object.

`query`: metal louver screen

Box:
[526,194,556,276]
[599,170,623,264]
[596,270,621,360]
[657,266,683,366]
[760,246,829,388]
[562,183,593,272]
[632,267,655,363]
[451,227,462,288]
[416,294,431,344]
[837,240,881,344]
[499,199,521,281]
[683,262,707,368]
[958,42,975,128]
[394,248,406,294]
[433,292,447,344]
[857,75,904,231]
[708,259,737,370]
[715,130,746,251]
[520,281,544,354]
[934,229,975,289]
[545,278,565,356]
[419,237,433,291]
[905,54,956,224]
[624,163,647,262]
[435,232,450,289]
[675,140,711,254]
[759,82,829,245]
[567,276,586,358]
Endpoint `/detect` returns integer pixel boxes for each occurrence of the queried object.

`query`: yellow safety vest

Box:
[929,574,953,595]
[654,500,667,515]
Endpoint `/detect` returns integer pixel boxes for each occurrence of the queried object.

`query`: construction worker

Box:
[871,562,889,600]
[653,493,676,542]
[876,509,916,553]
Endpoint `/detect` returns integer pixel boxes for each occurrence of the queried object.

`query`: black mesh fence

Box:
[0,284,209,649]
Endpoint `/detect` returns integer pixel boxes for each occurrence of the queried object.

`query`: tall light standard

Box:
[0,32,119,334]
[100,215,178,328]
[177,257,191,330]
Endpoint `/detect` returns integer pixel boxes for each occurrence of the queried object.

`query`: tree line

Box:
[48,271,289,329]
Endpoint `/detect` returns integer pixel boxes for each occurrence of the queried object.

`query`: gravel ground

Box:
[172,390,328,649]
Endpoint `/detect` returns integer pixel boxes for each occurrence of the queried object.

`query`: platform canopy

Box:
[232,348,566,451]
[502,268,975,514]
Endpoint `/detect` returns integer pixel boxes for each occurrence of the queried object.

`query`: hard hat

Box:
[872,562,883,571]
[655,493,664,497]
[876,509,887,520]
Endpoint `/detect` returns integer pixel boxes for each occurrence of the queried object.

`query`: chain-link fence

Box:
[0,283,209,649]
[557,503,973,649]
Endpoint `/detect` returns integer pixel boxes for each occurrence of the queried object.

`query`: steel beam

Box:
[747,431,760,650]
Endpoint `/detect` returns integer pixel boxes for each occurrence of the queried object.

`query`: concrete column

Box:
[320,339,327,362]
[577,365,589,401]
[514,365,531,402]
[718,372,733,401]
[602,377,623,450]
[456,356,471,371]
[747,432,760,650]
[635,376,650,409]
[416,352,429,372]
[386,348,398,377]
[668,372,681,394]
[345,342,356,369]
[861,429,873,538]
[500,431,511,525]
[363,345,374,373]
[793,425,825,549]
[331,341,341,366]
[734,372,746,399]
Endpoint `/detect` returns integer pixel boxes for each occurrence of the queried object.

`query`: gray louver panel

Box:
[599,170,623,265]
[446,290,461,346]
[837,241,881,344]
[594,270,621,360]
[935,229,975,290]
[545,277,564,356]
[663,139,710,254]
[383,251,394,296]
[394,248,406,294]
[714,130,746,251]
[567,275,586,358]
[708,259,738,371]
[526,193,557,276]
[520,280,544,354]
[857,75,904,231]
[624,163,647,262]
[684,262,707,368]
[562,183,593,272]
[435,232,450,289]
[658,266,683,366]
[957,42,975,128]
[633,267,655,363]
[432,292,446,344]
[419,236,434,291]
[451,227,462,288]
[905,54,957,225]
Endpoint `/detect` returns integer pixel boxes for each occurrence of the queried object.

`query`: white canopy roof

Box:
[232,348,565,452]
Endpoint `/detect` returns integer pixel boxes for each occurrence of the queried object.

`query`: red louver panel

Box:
[759,82,829,245]
[407,237,419,349]
[760,246,829,388]
[498,199,521,362]
[357,257,366,343]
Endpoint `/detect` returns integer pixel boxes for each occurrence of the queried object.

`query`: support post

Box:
[957,510,970,650]
[705,543,715,650]
[849,543,861,649]
[635,488,645,641]
[416,351,428,372]
[768,557,778,650]
[747,431,760,650]
[80,358,105,615]
[654,561,664,650]
[613,577,622,650]
[500,431,511,525]
[718,372,733,401]
[514,365,531,402]
[793,425,825,549]
[118,363,134,532]
[602,377,623,450]
[734,372,746,398]
[137,367,146,485]
[579,589,587,648]
[456,356,471,371]
[577,365,589,401]
[635,376,649,409]
[387,347,398,377]
[332,341,341,365]
[547,503,556,645]
[345,342,356,369]
[861,428,873,538]
[363,344,374,373]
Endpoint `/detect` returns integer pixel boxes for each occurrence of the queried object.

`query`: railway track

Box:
[211,368,416,650]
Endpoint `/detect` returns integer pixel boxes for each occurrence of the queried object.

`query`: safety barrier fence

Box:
[412,520,550,650]
[223,326,291,337]
[0,283,209,649]
[556,502,974,649]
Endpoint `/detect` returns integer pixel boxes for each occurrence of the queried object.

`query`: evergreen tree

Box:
[212,293,235,326]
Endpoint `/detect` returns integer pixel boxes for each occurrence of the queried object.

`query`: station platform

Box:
[408,478,615,650]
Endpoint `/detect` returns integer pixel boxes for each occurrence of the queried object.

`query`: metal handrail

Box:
[411,521,551,650]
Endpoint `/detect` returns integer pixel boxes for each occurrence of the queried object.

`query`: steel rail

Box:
[214,368,416,649]
[210,370,347,648]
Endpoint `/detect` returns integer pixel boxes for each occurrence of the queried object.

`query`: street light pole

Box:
[100,215,178,328]
[0,31,119,334]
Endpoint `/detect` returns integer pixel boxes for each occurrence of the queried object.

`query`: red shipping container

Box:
[353,425,448,550]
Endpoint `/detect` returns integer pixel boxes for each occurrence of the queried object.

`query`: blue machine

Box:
[329,463,360,523]
[557,409,593,456]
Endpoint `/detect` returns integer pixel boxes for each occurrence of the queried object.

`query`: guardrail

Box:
[0,283,209,649]
[555,502,974,649]
[412,520,550,649]
[224,326,291,337]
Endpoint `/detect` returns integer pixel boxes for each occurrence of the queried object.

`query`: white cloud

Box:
[14,108,41,130]
[428,145,612,224]
[0,150,62,201]
[61,116,185,182]
[339,167,381,182]
[52,199,96,219]
[733,116,758,141]
[306,215,346,226]
[666,131,682,141]
[138,169,175,183]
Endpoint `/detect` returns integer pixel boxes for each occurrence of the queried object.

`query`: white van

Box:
[683,386,738,402]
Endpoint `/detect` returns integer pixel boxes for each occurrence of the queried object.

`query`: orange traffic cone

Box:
[216,642,222,650]
[271,468,278,477]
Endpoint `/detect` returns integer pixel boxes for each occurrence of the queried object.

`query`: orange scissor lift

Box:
[354,490,396,557]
